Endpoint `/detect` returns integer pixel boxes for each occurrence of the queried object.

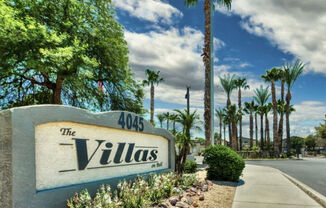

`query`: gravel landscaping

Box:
[195,170,237,208]
[156,170,237,208]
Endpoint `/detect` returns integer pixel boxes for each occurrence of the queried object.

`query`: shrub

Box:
[184,160,197,173]
[242,146,250,151]
[203,145,245,182]
[182,174,197,188]
[280,153,287,158]
[323,151,326,157]
[147,172,176,203]
[251,145,259,151]
[67,185,118,208]
[67,172,197,208]
[117,177,150,207]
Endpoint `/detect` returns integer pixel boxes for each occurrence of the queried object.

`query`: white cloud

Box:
[126,26,231,108]
[217,0,326,75]
[114,0,183,24]
[291,101,326,123]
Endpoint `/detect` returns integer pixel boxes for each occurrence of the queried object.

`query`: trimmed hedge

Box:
[184,160,197,173]
[203,145,245,182]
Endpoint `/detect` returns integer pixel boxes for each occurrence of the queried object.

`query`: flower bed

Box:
[67,172,198,208]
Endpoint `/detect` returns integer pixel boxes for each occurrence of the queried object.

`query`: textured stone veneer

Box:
[0,110,12,208]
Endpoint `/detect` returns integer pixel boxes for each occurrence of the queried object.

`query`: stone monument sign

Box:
[0,105,175,208]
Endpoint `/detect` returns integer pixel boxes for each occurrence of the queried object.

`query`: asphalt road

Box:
[246,158,326,197]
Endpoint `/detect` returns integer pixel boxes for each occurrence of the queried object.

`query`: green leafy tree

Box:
[184,0,232,147]
[142,69,164,125]
[0,0,144,113]
[305,135,317,151]
[283,60,304,155]
[290,136,304,149]
[174,109,202,173]
[235,77,249,150]
[262,67,281,153]
[315,119,326,139]
[254,86,271,150]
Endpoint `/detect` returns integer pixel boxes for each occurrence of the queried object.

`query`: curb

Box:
[279,171,326,208]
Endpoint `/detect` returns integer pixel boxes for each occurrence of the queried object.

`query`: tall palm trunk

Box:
[227,99,232,146]
[166,119,169,130]
[223,122,226,145]
[265,113,270,150]
[271,82,278,153]
[219,120,222,144]
[173,120,176,132]
[231,120,237,151]
[278,81,285,152]
[255,113,258,145]
[260,114,264,150]
[52,75,63,104]
[238,88,243,150]
[286,90,292,156]
[150,84,154,125]
[250,113,253,148]
[203,0,212,147]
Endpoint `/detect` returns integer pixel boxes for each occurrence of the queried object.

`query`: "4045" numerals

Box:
[118,112,144,132]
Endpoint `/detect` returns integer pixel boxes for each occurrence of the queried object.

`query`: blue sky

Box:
[113,0,326,138]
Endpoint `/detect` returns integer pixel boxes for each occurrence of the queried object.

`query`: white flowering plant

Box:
[66,172,197,208]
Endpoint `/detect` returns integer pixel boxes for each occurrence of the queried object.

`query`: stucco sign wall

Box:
[0,105,175,208]
[35,122,169,191]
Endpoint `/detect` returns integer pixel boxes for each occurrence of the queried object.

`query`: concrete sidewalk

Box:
[232,164,322,208]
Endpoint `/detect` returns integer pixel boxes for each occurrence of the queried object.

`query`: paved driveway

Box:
[246,158,326,197]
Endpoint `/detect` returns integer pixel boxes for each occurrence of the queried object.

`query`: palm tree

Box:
[277,68,286,152]
[261,67,280,153]
[156,113,165,128]
[254,104,259,145]
[174,109,202,172]
[244,100,256,148]
[277,99,285,151]
[225,104,239,151]
[277,100,296,152]
[184,0,232,147]
[220,74,237,145]
[254,86,271,150]
[222,109,228,145]
[235,77,249,150]
[170,113,178,134]
[143,69,164,125]
[261,103,272,150]
[283,60,304,155]
[163,112,171,130]
[215,108,224,144]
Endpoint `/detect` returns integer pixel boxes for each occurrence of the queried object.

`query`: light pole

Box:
[185,85,190,112]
